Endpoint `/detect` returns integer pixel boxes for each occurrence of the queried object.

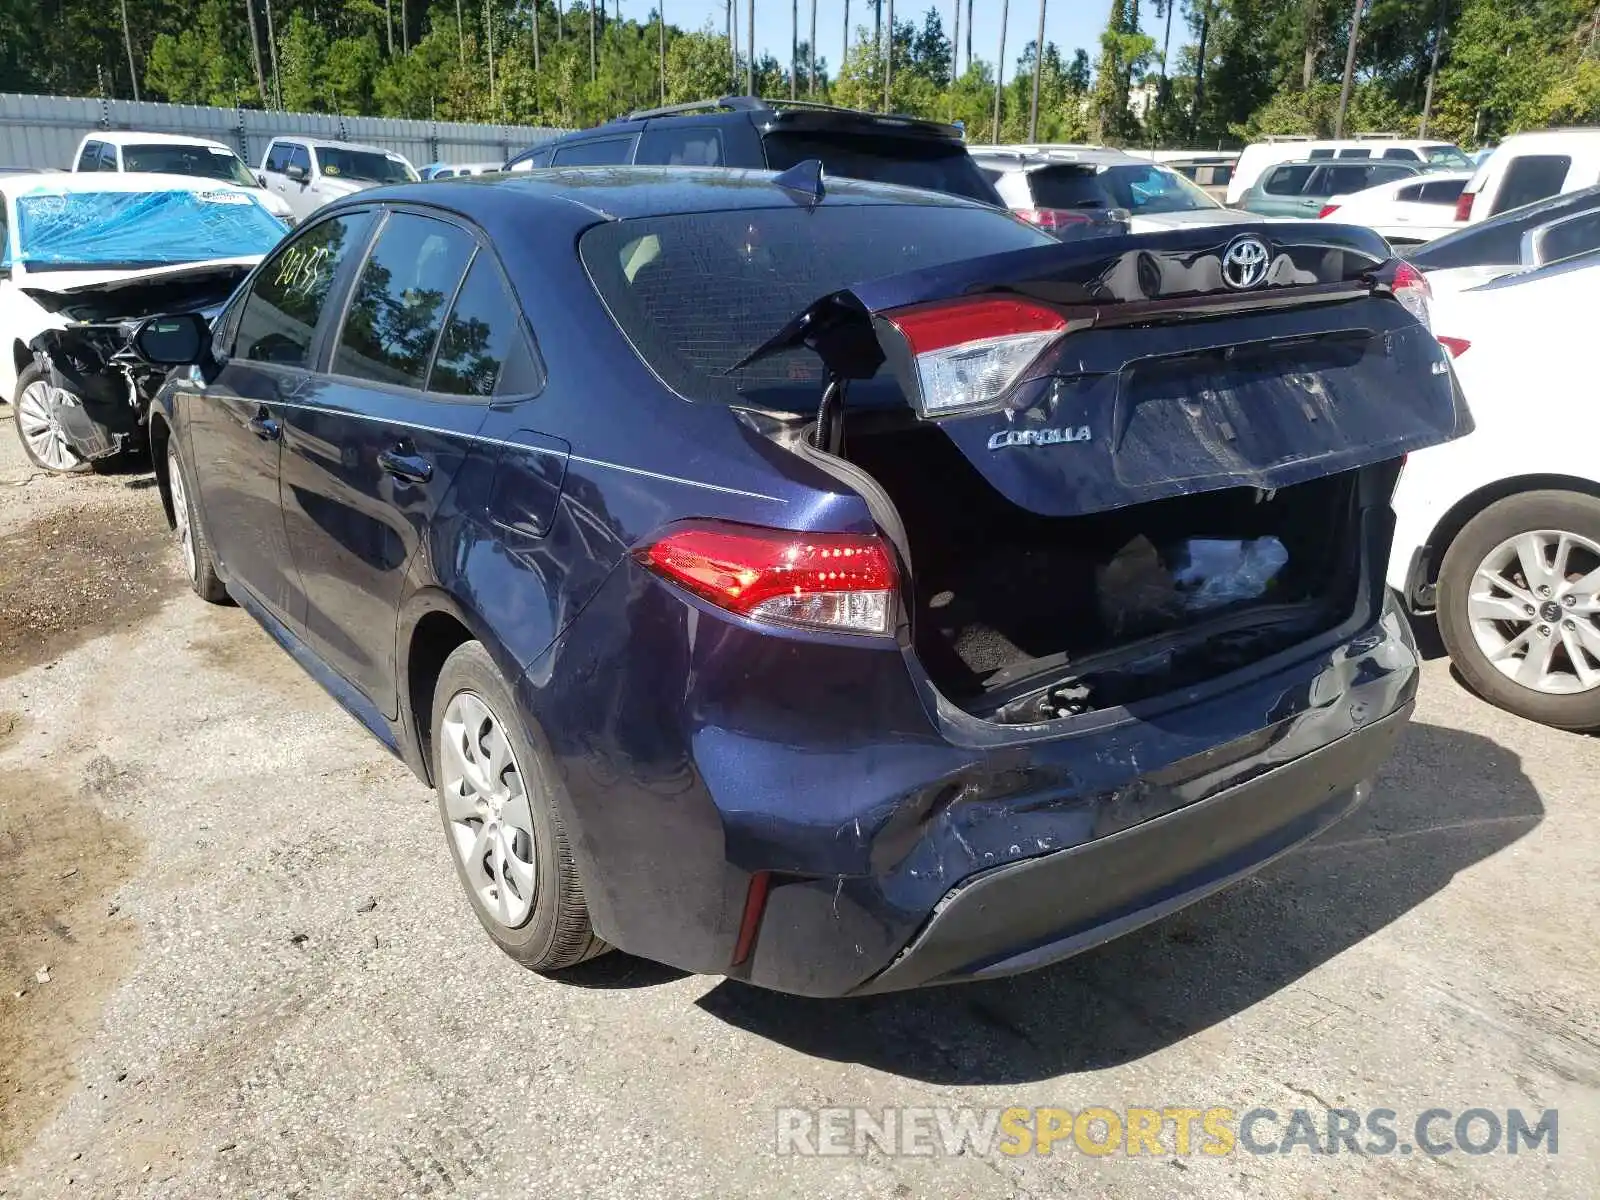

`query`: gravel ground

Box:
[0,408,1596,1199]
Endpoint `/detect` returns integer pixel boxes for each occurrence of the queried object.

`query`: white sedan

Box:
[1318,171,1472,246]
[1,172,285,472]
[1386,253,1600,729]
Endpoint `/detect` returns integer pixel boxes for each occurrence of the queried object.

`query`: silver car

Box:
[256,137,419,220]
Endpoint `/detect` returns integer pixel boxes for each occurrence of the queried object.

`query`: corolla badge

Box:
[988,425,1092,450]
[1221,235,1271,290]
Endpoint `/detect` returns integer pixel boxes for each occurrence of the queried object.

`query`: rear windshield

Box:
[313,147,417,184]
[122,143,258,187]
[581,203,1051,410]
[1028,163,1219,213]
[762,132,1000,204]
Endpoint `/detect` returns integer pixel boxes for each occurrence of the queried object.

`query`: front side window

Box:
[0,194,10,269]
[265,142,290,173]
[427,253,525,397]
[97,143,118,170]
[287,144,312,175]
[313,146,416,183]
[332,212,474,389]
[121,143,258,187]
[233,211,372,368]
[1424,145,1473,169]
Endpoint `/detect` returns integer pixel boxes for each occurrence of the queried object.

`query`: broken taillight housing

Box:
[636,521,897,636]
[882,297,1068,418]
[1437,335,1471,358]
[1453,190,1475,222]
[1318,203,1341,219]
[1389,261,1433,332]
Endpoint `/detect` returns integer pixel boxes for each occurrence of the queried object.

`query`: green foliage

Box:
[4,0,1600,154]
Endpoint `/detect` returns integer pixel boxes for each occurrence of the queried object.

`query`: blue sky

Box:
[650,1,1108,80]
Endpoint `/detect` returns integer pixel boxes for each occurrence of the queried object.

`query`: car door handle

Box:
[247,409,280,440]
[378,445,433,484]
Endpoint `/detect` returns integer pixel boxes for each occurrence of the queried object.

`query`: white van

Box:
[1456,129,1600,223]
[1227,136,1471,205]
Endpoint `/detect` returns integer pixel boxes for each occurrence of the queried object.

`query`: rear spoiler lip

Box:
[731,221,1399,379]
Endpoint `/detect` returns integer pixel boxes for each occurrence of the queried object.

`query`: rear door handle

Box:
[378,444,433,484]
[247,408,280,440]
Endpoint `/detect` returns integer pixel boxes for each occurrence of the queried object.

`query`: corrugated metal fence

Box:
[0,93,569,171]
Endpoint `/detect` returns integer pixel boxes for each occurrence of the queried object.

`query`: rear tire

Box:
[431,641,608,972]
[13,364,90,475]
[1437,489,1600,731]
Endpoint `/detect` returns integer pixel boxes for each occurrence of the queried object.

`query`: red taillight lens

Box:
[1318,204,1341,219]
[636,521,897,635]
[1389,260,1433,332]
[1437,335,1471,358]
[1015,207,1093,231]
[883,297,1067,418]
[1453,190,1474,222]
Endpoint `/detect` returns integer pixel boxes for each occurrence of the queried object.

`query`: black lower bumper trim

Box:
[854,703,1411,994]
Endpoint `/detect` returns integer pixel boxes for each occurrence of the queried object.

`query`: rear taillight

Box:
[883,296,1068,418]
[1318,204,1340,219]
[1453,190,1474,222]
[636,521,897,635]
[1437,335,1471,357]
[1014,207,1093,232]
[1389,261,1433,332]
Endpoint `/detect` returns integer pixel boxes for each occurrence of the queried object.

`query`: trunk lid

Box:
[746,222,1472,518]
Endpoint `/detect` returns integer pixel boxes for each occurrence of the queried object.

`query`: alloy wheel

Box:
[1467,528,1600,695]
[439,691,539,929]
[16,380,84,473]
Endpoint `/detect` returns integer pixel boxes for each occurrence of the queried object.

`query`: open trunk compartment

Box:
[840,417,1370,723]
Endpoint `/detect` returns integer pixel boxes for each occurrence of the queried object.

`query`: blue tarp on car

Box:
[12,187,286,268]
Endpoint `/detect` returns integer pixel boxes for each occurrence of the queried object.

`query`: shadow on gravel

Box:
[696,720,1542,1083]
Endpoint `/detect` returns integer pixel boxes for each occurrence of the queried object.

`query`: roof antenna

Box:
[772,158,825,207]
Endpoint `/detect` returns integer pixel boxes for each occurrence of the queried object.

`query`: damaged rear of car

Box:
[0,174,283,473]
[562,185,1470,995]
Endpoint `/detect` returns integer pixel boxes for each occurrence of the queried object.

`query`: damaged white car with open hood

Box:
[1,172,287,473]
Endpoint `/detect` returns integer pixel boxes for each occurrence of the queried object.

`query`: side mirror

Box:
[257,172,268,187]
[132,313,209,366]
[285,163,308,183]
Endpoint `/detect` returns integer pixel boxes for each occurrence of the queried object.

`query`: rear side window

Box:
[551,137,636,166]
[1493,155,1572,215]
[1308,149,1335,159]
[1367,164,1416,186]
[1311,165,1376,196]
[762,132,1000,204]
[427,253,526,397]
[1395,182,1424,202]
[1383,147,1421,161]
[76,142,102,172]
[333,213,475,389]
[636,127,724,167]
[1418,178,1467,204]
[1337,148,1371,159]
[1263,164,1315,195]
[233,212,372,368]
[581,204,1051,410]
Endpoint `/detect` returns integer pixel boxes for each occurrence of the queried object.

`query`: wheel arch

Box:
[396,587,519,788]
[1424,473,1600,590]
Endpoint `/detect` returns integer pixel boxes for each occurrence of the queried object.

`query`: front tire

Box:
[431,641,607,972]
[1437,489,1600,730]
[166,439,228,603]
[13,364,90,475]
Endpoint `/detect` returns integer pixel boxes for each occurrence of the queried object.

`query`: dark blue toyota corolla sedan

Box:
[135,167,1469,995]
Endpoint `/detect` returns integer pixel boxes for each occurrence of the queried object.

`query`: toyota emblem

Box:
[1221,235,1271,290]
